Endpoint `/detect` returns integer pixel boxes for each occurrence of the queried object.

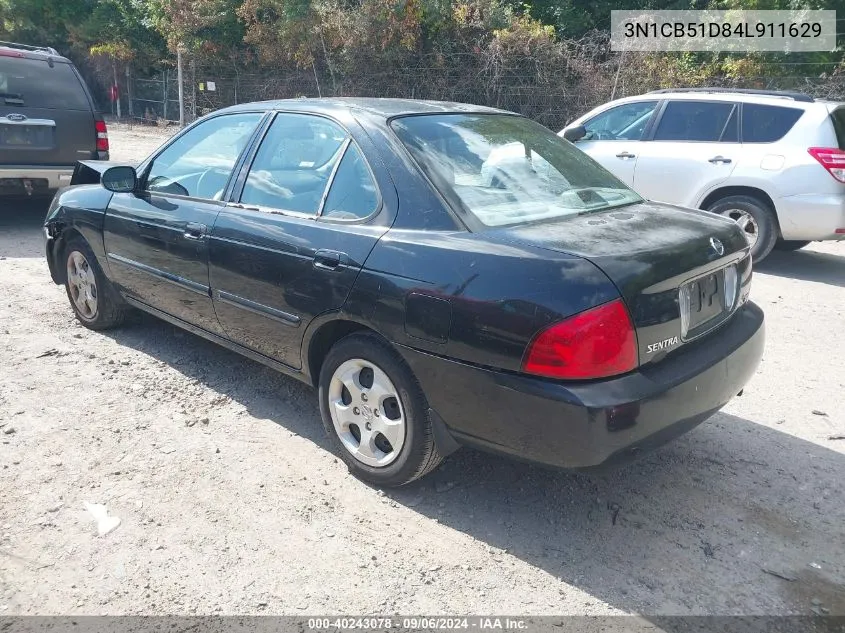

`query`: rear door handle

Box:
[615,151,636,159]
[314,249,347,271]
[184,222,208,240]
[708,156,732,164]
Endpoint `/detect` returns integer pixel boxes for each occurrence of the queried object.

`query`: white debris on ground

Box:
[84,502,121,537]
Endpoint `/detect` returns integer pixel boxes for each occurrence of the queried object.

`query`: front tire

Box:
[63,237,126,330]
[318,332,443,486]
[775,240,811,252]
[706,195,778,263]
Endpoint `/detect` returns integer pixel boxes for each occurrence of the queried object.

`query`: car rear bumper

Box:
[0,166,75,196]
[397,301,765,469]
[776,192,845,241]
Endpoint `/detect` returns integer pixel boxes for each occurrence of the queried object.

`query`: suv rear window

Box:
[0,56,90,111]
[829,107,845,149]
[741,104,803,143]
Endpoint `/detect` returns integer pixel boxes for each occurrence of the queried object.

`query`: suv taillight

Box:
[95,119,109,152]
[808,147,845,183]
[522,298,637,380]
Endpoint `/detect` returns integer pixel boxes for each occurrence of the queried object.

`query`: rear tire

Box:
[63,237,126,330]
[775,240,811,252]
[318,332,443,487]
[706,195,778,263]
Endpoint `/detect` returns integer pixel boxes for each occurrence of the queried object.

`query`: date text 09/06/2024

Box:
[307,617,528,630]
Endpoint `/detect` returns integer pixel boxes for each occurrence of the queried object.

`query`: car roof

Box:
[609,90,825,109]
[218,97,512,119]
[0,45,72,64]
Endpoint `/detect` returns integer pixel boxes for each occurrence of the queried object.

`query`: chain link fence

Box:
[94,45,845,131]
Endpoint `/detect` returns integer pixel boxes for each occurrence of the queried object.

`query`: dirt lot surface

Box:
[1,123,844,617]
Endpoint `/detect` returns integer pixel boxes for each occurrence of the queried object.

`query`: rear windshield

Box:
[741,103,803,143]
[0,56,90,111]
[830,107,845,149]
[391,114,642,228]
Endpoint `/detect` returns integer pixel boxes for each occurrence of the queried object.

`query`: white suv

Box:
[561,88,845,261]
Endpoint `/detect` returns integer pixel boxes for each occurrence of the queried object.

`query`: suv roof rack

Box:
[647,87,815,103]
[0,41,60,56]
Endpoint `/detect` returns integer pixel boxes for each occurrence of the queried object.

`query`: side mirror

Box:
[101,166,137,193]
[562,124,587,143]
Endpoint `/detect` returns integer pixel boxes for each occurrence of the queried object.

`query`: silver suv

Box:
[561,88,845,261]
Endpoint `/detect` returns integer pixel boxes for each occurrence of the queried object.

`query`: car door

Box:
[209,111,391,369]
[633,100,741,207]
[573,100,659,186]
[103,112,264,334]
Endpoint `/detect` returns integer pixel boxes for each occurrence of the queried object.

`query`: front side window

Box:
[391,113,643,228]
[582,101,658,141]
[653,101,737,142]
[145,113,262,199]
[240,113,348,214]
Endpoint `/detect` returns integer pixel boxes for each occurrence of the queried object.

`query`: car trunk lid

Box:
[487,201,752,367]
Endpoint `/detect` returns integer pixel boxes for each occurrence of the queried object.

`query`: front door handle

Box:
[615,151,636,159]
[184,222,208,240]
[314,249,347,271]
[708,156,732,164]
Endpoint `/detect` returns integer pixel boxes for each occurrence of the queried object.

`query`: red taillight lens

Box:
[522,298,638,380]
[0,50,25,58]
[808,147,845,183]
[95,119,109,152]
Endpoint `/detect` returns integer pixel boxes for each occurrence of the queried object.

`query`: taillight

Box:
[95,119,109,152]
[522,298,637,381]
[808,147,845,183]
[0,50,25,58]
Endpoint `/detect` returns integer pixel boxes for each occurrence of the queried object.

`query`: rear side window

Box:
[0,57,90,111]
[741,104,803,143]
[653,101,737,142]
[321,143,379,220]
[240,113,348,214]
[828,107,845,149]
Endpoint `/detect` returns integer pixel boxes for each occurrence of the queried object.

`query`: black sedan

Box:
[43,98,765,486]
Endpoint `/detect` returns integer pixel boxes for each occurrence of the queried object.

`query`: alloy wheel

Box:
[327,358,406,467]
[720,209,759,249]
[66,250,98,320]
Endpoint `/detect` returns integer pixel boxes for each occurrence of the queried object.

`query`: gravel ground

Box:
[1,124,844,618]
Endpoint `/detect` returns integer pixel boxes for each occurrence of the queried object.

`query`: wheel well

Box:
[306,320,376,387]
[699,186,781,235]
[51,227,85,284]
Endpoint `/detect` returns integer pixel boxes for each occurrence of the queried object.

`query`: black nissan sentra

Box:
[43,98,765,486]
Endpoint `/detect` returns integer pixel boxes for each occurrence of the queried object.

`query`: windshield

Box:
[391,113,643,228]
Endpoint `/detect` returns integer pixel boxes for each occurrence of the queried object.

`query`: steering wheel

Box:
[196,167,228,200]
